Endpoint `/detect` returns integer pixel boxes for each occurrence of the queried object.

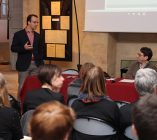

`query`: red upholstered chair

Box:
[20,75,42,106]
[60,74,78,103]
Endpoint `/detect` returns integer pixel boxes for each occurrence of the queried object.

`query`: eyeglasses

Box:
[31,21,39,24]
[137,53,144,57]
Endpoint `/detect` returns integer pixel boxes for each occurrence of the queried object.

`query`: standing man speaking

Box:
[11,14,44,99]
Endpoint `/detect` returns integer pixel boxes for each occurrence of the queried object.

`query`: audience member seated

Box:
[125,47,157,79]
[23,64,65,113]
[132,94,157,140]
[70,66,124,140]
[29,101,76,140]
[119,68,157,137]
[134,68,157,95]
[67,62,95,102]
[0,73,23,140]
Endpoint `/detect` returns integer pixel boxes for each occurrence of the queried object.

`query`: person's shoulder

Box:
[100,98,119,107]
[26,89,37,94]
[54,92,64,98]
[13,29,26,38]
[127,61,139,71]
[14,29,25,34]
[130,61,139,67]
[148,61,157,70]
[50,92,64,103]
[25,88,42,98]
[71,98,82,108]
[0,106,17,115]
[0,106,13,111]
[34,31,40,36]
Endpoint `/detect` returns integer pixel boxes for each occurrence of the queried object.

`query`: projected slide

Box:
[87,0,157,12]
[106,0,157,12]
[85,0,157,32]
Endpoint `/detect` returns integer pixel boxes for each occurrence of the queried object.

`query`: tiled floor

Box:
[0,64,18,99]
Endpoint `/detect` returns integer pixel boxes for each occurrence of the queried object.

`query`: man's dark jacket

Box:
[11,29,44,71]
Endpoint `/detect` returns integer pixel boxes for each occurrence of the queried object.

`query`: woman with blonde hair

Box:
[0,73,10,107]
[70,66,123,140]
[0,73,23,140]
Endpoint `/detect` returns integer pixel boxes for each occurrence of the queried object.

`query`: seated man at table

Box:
[132,94,157,140]
[120,68,157,135]
[125,47,157,79]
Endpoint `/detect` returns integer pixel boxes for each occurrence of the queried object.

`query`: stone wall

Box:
[7,0,157,77]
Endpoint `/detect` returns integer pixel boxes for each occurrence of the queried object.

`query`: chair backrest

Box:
[73,116,116,136]
[124,126,138,140]
[62,69,79,75]
[67,96,78,106]
[21,110,35,136]
[20,75,42,106]
[115,102,137,140]
[115,101,130,108]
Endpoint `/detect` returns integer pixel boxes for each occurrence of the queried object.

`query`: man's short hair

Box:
[30,101,75,140]
[140,47,153,61]
[132,94,157,140]
[27,14,38,25]
[134,68,157,96]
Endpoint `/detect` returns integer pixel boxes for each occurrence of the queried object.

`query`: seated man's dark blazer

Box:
[11,29,44,72]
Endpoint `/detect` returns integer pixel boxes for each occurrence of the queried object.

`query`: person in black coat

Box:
[0,73,23,140]
[11,14,44,98]
[70,66,125,140]
[23,64,65,114]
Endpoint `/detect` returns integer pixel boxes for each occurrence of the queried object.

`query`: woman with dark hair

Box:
[0,73,23,140]
[23,64,64,113]
[70,66,123,140]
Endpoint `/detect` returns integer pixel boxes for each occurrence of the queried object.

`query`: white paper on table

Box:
[106,78,115,81]
[119,79,134,83]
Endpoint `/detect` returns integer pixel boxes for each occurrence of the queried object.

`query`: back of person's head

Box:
[30,101,75,140]
[134,68,157,96]
[38,64,62,86]
[80,66,106,100]
[79,62,95,80]
[140,47,153,61]
[132,94,157,140]
[0,73,10,107]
